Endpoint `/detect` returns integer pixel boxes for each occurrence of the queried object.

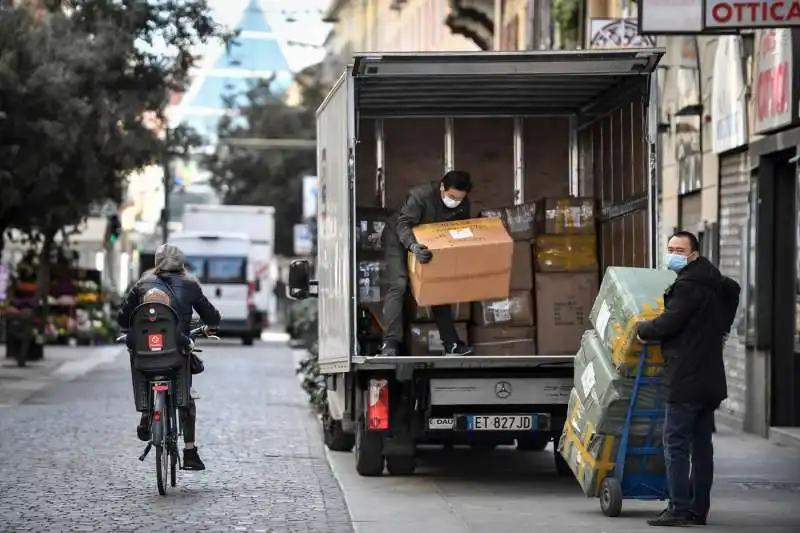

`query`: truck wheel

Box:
[385,455,416,476]
[554,450,573,477]
[517,434,550,451]
[354,418,384,476]
[324,415,355,452]
[242,336,254,346]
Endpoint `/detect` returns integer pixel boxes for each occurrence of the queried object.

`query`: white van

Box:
[169,231,256,345]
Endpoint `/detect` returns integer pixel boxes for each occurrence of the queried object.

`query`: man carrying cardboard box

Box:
[380,171,474,357]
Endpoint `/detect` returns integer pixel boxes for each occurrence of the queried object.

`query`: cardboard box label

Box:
[449,228,474,239]
[427,330,444,351]
[491,301,512,323]
[594,301,611,341]
[580,361,597,398]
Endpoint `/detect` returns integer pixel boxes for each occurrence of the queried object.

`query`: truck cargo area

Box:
[294,50,665,477]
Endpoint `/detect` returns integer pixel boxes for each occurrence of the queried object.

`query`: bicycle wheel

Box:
[156,444,167,496]
[169,393,178,487]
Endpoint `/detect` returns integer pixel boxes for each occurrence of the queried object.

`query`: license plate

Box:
[466,415,537,431]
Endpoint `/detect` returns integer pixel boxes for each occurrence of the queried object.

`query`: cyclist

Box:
[118,243,221,471]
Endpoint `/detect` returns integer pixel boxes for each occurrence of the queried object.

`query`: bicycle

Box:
[117,325,220,495]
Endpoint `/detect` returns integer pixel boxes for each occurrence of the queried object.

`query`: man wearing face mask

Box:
[635,231,740,527]
[379,170,474,357]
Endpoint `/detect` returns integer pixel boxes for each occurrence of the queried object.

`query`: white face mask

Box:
[442,196,462,209]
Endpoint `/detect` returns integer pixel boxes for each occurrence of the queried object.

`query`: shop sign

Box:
[639,0,703,34]
[588,19,656,49]
[753,29,795,134]
[704,0,800,29]
[711,36,748,153]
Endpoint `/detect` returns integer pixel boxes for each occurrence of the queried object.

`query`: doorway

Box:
[759,149,800,427]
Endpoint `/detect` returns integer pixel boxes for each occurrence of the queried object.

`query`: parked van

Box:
[170,231,256,345]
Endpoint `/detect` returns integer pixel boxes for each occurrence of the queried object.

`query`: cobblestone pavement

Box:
[0,340,353,533]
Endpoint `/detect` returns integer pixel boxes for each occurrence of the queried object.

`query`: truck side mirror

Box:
[288,260,317,299]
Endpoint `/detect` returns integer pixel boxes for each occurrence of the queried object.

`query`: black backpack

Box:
[719,276,742,334]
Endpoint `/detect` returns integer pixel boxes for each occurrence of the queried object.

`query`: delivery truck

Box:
[288,50,664,477]
[182,204,276,337]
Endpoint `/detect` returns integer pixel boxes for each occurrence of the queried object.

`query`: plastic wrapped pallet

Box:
[558,388,666,497]
[574,330,666,436]
[589,267,676,375]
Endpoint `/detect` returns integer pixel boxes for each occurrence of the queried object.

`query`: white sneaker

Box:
[190,387,200,400]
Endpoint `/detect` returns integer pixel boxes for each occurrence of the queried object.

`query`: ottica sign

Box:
[704,0,800,28]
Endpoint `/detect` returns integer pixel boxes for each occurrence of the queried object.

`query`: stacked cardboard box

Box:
[472,202,538,355]
[534,197,598,354]
[557,267,675,497]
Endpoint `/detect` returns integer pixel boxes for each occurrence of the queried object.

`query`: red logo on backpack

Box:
[148,334,163,351]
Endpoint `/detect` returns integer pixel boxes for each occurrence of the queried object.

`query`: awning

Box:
[351,50,666,119]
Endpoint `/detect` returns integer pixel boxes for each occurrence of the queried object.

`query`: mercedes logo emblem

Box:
[495,381,512,399]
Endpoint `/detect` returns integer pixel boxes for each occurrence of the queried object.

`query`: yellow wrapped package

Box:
[534,234,598,272]
[558,388,666,497]
[589,267,676,375]
[558,389,616,497]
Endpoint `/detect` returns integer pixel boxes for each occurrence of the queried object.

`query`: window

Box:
[207,257,247,284]
[184,256,247,284]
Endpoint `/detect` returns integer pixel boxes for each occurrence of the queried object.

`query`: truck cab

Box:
[290,50,664,476]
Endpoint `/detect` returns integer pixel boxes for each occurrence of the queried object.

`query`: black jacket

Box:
[389,181,471,250]
[118,272,221,342]
[637,257,729,407]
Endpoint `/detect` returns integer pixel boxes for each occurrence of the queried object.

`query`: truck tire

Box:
[354,418,384,476]
[554,449,572,477]
[242,336,254,346]
[516,434,550,451]
[324,415,355,452]
[385,454,416,476]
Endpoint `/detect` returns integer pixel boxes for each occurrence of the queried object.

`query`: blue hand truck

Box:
[599,346,669,517]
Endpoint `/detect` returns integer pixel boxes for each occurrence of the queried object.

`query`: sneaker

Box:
[182,447,206,471]
[190,387,200,400]
[137,413,150,442]
[379,341,400,357]
[444,342,473,356]
[647,509,694,527]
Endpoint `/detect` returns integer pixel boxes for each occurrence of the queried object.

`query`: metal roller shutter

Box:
[718,151,750,420]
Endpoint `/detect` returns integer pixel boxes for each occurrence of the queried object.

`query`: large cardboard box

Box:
[534,234,598,272]
[472,290,535,327]
[510,241,534,290]
[469,325,536,355]
[479,202,537,241]
[540,197,596,235]
[535,272,598,354]
[409,322,469,356]
[409,218,513,307]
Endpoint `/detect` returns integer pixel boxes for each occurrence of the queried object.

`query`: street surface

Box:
[2,339,799,532]
[0,339,352,532]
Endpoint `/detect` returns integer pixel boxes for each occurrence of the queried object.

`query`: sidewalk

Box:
[328,424,800,533]
[0,344,123,407]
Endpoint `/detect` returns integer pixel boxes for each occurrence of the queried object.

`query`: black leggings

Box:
[179,399,196,443]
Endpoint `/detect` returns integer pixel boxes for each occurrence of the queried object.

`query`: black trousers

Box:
[381,238,460,346]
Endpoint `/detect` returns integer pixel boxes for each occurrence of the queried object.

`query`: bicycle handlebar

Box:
[115,326,221,344]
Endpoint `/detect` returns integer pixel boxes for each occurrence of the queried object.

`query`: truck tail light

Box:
[367,379,389,430]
